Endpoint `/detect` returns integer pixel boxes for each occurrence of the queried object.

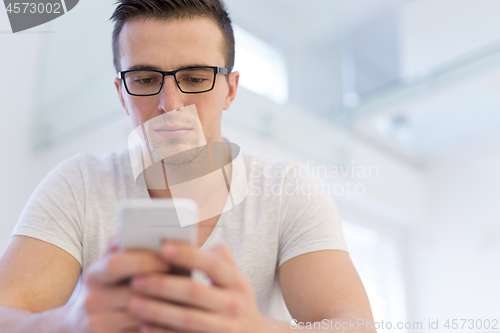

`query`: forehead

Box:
[118,17,226,70]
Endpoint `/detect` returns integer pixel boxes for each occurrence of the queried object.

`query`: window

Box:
[343,220,408,333]
[233,25,289,105]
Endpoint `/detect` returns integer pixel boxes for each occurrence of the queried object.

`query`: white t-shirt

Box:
[12,146,348,323]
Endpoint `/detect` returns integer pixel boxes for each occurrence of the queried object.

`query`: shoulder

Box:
[44,149,133,192]
[73,148,129,171]
[239,150,336,212]
[71,149,132,179]
[241,151,316,186]
[242,151,298,177]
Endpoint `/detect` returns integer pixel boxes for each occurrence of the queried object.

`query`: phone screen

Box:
[119,198,198,278]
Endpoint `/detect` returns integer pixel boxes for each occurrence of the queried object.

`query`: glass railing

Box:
[350,41,500,120]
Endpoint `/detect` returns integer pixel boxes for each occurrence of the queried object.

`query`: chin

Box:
[152,144,205,165]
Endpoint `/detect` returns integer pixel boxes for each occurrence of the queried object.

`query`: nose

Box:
[158,75,185,113]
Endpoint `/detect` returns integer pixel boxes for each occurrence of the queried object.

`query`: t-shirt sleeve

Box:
[11,155,85,267]
[278,169,348,267]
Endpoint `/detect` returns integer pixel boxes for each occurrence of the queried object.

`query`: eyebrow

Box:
[126,64,212,71]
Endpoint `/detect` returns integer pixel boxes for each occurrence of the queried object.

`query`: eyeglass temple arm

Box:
[218,68,229,75]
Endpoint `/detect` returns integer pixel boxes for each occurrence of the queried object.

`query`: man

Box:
[0,0,376,332]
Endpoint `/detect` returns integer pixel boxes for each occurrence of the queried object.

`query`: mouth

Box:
[154,125,193,138]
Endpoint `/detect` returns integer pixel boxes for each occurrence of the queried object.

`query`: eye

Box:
[135,77,156,84]
[186,77,204,83]
[131,76,160,85]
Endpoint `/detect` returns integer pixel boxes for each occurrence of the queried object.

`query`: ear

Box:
[223,71,239,111]
[114,77,129,116]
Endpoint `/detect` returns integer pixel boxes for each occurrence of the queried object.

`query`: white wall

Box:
[399,0,500,78]
[0,25,131,250]
[407,139,500,329]
[0,0,129,254]
[394,2,500,327]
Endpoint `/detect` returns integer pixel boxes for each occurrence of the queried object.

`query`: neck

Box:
[147,137,231,199]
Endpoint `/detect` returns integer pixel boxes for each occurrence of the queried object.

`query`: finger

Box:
[130,274,240,315]
[139,324,179,333]
[128,295,234,333]
[159,242,244,290]
[85,285,133,311]
[89,311,141,332]
[105,235,120,254]
[84,251,169,286]
[208,245,238,268]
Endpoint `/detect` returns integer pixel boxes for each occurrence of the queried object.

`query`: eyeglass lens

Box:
[124,68,216,95]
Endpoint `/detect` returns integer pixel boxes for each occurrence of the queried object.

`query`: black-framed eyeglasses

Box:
[118,66,230,96]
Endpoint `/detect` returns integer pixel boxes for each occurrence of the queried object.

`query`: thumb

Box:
[210,245,237,268]
[105,234,120,254]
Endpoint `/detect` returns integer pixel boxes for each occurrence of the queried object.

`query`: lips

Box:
[155,123,192,131]
[153,124,193,138]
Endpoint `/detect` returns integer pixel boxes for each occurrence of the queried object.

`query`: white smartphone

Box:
[118,198,198,275]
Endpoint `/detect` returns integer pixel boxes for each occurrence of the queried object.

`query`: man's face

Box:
[114,17,239,163]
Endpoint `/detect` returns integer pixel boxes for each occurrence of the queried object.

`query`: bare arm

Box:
[0,235,81,332]
[0,236,81,311]
[278,250,377,332]
[0,306,71,333]
[0,235,169,333]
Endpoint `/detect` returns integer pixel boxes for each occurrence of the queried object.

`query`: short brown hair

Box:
[110,0,235,73]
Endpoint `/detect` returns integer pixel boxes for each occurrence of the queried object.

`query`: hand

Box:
[127,242,273,333]
[63,235,170,333]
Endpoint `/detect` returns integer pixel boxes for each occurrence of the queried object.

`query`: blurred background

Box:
[1,0,500,332]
